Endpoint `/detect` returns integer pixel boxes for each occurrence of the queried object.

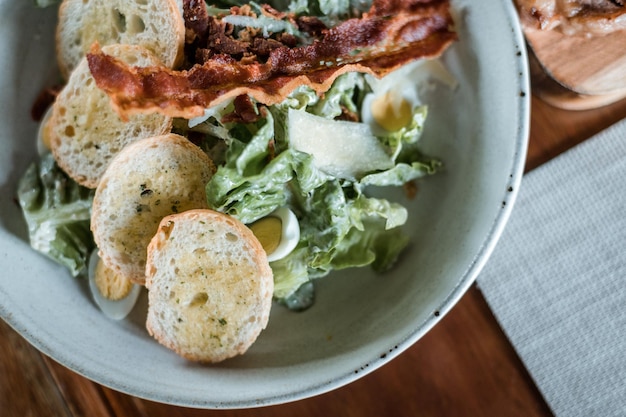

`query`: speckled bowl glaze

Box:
[0,0,529,409]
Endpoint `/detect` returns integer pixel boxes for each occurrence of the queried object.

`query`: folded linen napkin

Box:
[477,118,626,417]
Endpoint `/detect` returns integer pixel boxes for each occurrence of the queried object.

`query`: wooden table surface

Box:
[3,70,626,417]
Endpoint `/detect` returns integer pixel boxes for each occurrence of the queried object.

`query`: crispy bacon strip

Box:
[88,0,457,119]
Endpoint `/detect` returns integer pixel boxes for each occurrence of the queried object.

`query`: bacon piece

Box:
[88,0,457,119]
[183,0,209,44]
[221,94,262,124]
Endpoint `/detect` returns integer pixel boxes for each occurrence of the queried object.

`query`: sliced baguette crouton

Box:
[145,209,274,363]
[91,134,215,284]
[56,0,185,78]
[49,44,172,189]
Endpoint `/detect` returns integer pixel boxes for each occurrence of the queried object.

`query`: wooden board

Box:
[524,27,626,110]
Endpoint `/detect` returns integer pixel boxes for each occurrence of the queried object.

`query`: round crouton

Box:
[56,0,185,78]
[91,134,215,284]
[145,209,274,363]
[49,43,172,189]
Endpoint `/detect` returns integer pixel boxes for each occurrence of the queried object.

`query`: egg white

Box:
[361,58,457,136]
[36,106,53,156]
[88,250,141,320]
[266,207,300,263]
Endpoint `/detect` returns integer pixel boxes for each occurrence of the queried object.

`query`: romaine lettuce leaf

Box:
[382,105,429,161]
[271,180,412,301]
[328,218,410,272]
[205,111,330,224]
[270,246,311,299]
[17,153,95,277]
[308,72,364,119]
[360,154,442,188]
[283,0,372,20]
[206,75,439,309]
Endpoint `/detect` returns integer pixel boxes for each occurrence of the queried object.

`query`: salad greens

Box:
[17,153,95,277]
[198,72,439,309]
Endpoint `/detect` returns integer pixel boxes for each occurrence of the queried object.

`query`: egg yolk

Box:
[249,217,282,256]
[371,91,412,132]
[39,118,53,151]
[94,259,133,301]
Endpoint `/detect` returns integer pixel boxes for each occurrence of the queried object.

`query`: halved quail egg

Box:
[36,106,53,156]
[249,207,300,262]
[88,249,141,320]
[362,58,457,136]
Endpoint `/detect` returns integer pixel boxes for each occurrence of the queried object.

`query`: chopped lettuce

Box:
[206,111,330,224]
[271,246,311,299]
[308,71,365,119]
[329,218,410,272]
[284,0,372,21]
[359,106,442,187]
[17,153,95,277]
[204,77,439,307]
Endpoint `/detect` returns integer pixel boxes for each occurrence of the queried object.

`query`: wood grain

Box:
[0,320,70,417]
[526,29,626,96]
[524,28,626,110]
[3,82,626,417]
[526,94,626,171]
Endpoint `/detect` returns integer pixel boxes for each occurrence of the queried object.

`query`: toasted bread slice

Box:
[56,0,185,78]
[145,209,273,363]
[49,44,172,189]
[91,134,215,284]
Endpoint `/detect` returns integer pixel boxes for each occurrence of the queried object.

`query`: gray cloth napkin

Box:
[477,118,626,417]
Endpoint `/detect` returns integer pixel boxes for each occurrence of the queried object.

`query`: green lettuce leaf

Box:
[358,105,442,187]
[206,111,330,224]
[270,246,311,299]
[308,72,365,119]
[283,0,372,20]
[360,157,442,188]
[329,218,410,272]
[382,105,429,161]
[348,194,408,230]
[17,153,95,277]
[206,76,439,309]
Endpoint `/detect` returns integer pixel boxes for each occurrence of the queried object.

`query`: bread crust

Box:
[56,0,185,79]
[145,209,274,363]
[49,44,172,189]
[91,134,215,284]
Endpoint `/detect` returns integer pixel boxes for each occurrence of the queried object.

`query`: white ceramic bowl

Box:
[0,0,529,409]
